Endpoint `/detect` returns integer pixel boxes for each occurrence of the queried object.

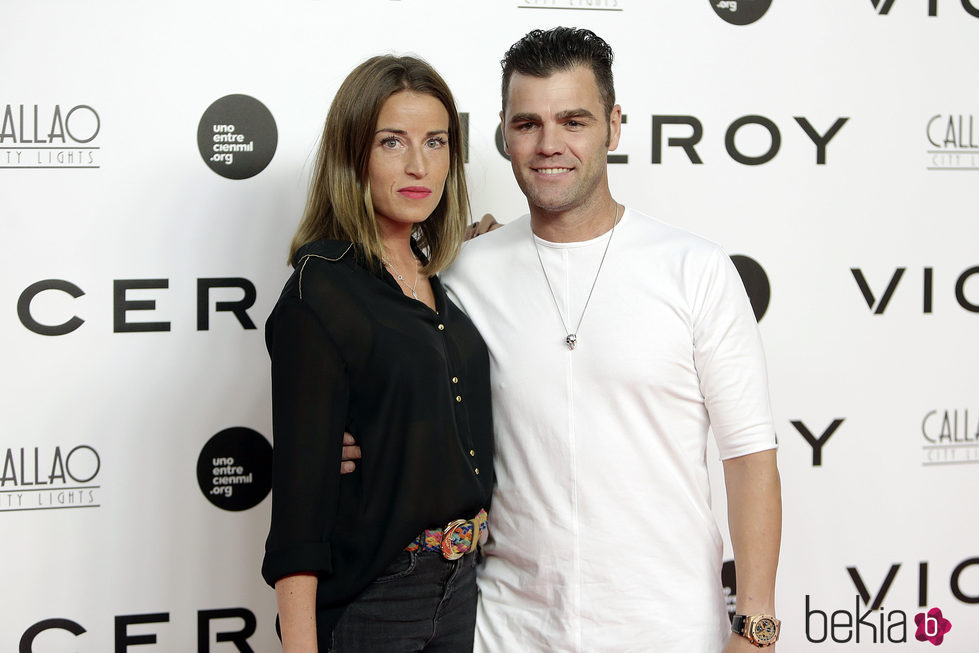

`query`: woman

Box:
[262,55,494,652]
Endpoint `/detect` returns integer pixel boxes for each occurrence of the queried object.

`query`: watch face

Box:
[752,617,778,643]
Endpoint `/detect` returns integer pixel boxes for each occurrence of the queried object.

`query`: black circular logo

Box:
[196,427,272,511]
[731,254,770,322]
[709,0,772,25]
[197,94,277,180]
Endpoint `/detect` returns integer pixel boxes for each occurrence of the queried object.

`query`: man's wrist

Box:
[731,613,780,647]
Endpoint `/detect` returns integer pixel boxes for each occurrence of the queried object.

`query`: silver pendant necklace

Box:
[382,256,420,300]
[532,204,619,351]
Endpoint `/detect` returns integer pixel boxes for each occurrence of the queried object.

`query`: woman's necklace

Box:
[381,255,420,300]
[532,204,619,351]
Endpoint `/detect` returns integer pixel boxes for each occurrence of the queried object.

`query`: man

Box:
[444,27,780,652]
[347,27,781,652]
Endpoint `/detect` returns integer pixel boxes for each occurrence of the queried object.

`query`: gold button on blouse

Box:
[437,324,445,331]
[469,449,475,456]
[452,377,459,384]
[474,468,480,475]
[456,395,462,403]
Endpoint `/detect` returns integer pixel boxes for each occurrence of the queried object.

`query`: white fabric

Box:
[442,208,778,653]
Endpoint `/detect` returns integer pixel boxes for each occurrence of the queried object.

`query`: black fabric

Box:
[329,550,479,652]
[261,239,494,638]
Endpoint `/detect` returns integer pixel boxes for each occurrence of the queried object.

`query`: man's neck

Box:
[530,199,621,243]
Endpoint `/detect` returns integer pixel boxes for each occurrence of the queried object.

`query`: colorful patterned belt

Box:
[405,509,487,560]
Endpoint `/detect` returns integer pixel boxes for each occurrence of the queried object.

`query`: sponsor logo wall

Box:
[1,2,975,650]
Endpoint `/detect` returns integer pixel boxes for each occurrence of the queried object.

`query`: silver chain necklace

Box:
[381,256,420,300]
[532,204,619,351]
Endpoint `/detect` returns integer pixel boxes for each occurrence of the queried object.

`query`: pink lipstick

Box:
[398,186,432,199]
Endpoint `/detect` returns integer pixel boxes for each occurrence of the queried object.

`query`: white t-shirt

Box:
[442,208,777,653]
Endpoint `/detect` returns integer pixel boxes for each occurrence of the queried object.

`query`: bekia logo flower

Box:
[914,607,951,646]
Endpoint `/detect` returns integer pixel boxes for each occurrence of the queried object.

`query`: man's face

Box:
[501,66,621,216]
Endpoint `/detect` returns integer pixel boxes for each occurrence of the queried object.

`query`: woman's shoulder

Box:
[272,239,360,304]
[293,239,357,268]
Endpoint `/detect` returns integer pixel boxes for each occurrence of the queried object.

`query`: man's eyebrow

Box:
[508,109,596,124]
[508,112,541,124]
[555,108,596,121]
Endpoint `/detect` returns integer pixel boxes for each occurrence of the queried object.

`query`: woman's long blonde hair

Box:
[289,55,470,274]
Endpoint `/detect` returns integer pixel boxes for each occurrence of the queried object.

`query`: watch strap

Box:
[731,614,747,636]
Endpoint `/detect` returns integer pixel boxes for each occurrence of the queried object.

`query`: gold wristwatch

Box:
[731,613,780,647]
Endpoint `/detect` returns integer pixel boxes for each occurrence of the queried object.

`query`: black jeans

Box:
[329,549,478,652]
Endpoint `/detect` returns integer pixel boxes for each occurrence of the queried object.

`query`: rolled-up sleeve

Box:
[692,248,778,460]
[262,295,349,586]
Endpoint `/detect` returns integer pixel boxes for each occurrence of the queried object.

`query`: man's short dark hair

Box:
[500,27,615,120]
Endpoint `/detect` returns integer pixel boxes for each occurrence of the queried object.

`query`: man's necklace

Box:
[381,256,420,300]
[532,204,619,351]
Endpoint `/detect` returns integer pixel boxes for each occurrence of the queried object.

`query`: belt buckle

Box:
[441,518,480,560]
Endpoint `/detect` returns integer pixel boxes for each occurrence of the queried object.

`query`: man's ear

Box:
[499,110,509,154]
[607,104,622,151]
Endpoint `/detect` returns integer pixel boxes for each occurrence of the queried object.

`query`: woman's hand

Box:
[464,214,503,240]
[341,432,361,474]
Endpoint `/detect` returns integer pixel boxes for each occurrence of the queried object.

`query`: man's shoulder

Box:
[445,215,531,280]
[464,214,531,254]
[623,208,724,258]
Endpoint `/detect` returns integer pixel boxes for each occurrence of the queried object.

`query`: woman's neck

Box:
[378,222,417,268]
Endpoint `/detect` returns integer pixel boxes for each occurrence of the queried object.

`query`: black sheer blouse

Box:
[261,239,494,634]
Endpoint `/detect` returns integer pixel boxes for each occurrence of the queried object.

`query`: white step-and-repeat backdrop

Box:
[2,1,977,651]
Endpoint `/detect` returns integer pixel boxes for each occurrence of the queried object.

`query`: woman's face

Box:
[368,91,451,234]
